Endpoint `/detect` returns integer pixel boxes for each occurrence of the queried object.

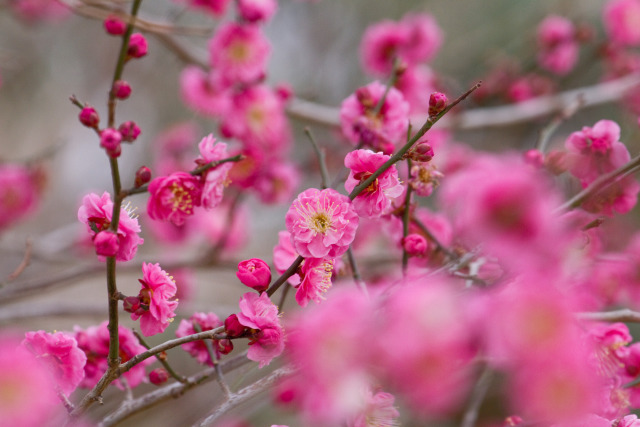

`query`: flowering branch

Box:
[132,329,187,384]
[266,255,304,297]
[348,82,481,201]
[557,153,640,212]
[577,309,640,323]
[193,323,231,398]
[195,366,296,427]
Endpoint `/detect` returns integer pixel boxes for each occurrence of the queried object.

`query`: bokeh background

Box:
[0,0,635,425]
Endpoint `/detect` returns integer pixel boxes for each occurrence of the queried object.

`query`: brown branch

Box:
[6,238,33,282]
[577,309,640,323]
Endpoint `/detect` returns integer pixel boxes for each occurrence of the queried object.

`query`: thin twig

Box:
[266,256,304,298]
[556,154,640,212]
[577,309,640,323]
[460,366,494,427]
[195,366,295,427]
[6,238,33,282]
[304,127,330,189]
[133,330,187,384]
[411,216,457,260]
[193,323,232,397]
[346,247,368,297]
[402,160,412,275]
[536,94,584,153]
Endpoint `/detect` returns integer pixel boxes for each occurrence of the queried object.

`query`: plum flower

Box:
[78,191,143,262]
[285,188,359,259]
[131,263,179,336]
[0,163,40,231]
[273,230,301,286]
[22,330,86,396]
[344,149,403,218]
[536,15,579,75]
[209,22,270,85]
[236,292,284,368]
[296,257,335,307]
[147,172,202,226]
[179,66,230,118]
[195,134,232,210]
[175,312,223,366]
[340,81,409,154]
[604,0,640,46]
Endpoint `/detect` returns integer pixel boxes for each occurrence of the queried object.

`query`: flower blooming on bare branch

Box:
[130,262,179,337]
[285,188,359,259]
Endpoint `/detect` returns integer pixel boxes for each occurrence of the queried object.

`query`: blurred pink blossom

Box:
[175,312,223,366]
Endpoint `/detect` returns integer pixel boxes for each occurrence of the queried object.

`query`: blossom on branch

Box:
[195,134,232,210]
[175,312,223,366]
[147,172,202,226]
[236,292,284,368]
[131,262,179,336]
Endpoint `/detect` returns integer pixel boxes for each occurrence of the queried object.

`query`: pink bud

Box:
[104,15,126,36]
[135,166,152,187]
[94,230,119,257]
[502,416,524,427]
[112,80,132,100]
[275,83,294,102]
[123,296,141,313]
[224,314,245,338]
[236,258,271,292]
[428,92,448,116]
[118,120,140,142]
[100,128,122,157]
[127,33,148,58]
[402,234,428,257]
[149,368,169,385]
[524,149,544,168]
[408,141,434,162]
[79,106,99,128]
[216,339,233,355]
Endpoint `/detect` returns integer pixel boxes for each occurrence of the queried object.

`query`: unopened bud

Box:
[104,15,126,36]
[524,149,544,168]
[224,314,245,338]
[402,234,428,257]
[149,368,169,385]
[119,120,141,142]
[100,128,122,158]
[216,339,233,355]
[94,230,119,257]
[122,296,141,313]
[127,33,148,59]
[135,166,152,187]
[79,106,99,128]
[408,141,434,162]
[112,80,132,100]
[428,92,448,116]
[236,258,271,293]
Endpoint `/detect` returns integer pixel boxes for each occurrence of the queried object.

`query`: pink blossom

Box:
[237,0,277,22]
[175,0,231,17]
[209,22,271,85]
[604,0,640,46]
[195,134,232,210]
[147,172,202,226]
[360,20,410,75]
[536,15,579,75]
[131,262,179,336]
[344,149,403,218]
[236,292,284,368]
[251,159,301,204]
[149,368,169,385]
[295,257,334,307]
[175,312,223,366]
[127,33,148,58]
[78,191,143,262]
[0,334,61,426]
[400,13,443,65]
[22,330,86,396]
[9,0,69,22]
[179,67,230,118]
[618,415,640,427]
[393,65,438,114]
[340,81,409,153]
[409,161,443,197]
[285,188,359,259]
[237,258,272,292]
[74,322,152,389]
[402,233,428,256]
[104,15,125,35]
[220,84,291,155]
[0,164,40,231]
[273,230,302,286]
[346,388,400,427]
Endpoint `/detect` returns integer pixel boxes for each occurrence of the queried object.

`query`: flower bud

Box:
[94,230,119,257]
[79,106,99,128]
[224,314,245,338]
[119,120,141,142]
[428,92,448,116]
[127,33,148,58]
[104,15,126,36]
[112,80,132,100]
[236,258,271,292]
[216,339,234,355]
[122,296,141,313]
[100,128,123,158]
[408,141,434,163]
[149,368,169,385]
[524,149,544,168]
[135,166,152,188]
[402,234,428,257]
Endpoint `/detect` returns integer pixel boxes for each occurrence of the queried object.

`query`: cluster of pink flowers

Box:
[0,163,41,232]
[147,134,233,226]
[536,15,580,75]
[78,191,144,261]
[175,312,224,365]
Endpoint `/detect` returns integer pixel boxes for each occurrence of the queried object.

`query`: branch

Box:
[5,238,33,282]
[195,366,296,427]
[577,309,640,323]
[460,365,494,427]
[286,72,640,130]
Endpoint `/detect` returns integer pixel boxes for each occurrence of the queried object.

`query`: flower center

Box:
[229,41,250,62]
[310,212,332,233]
[169,182,194,214]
